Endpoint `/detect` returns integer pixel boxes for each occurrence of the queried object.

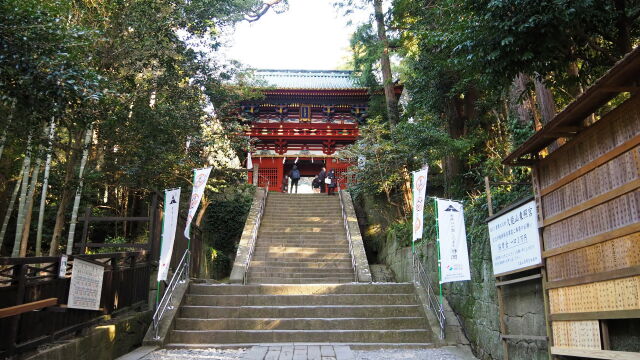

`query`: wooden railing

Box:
[0,251,150,356]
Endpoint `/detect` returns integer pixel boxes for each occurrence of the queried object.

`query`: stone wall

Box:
[356,195,548,360]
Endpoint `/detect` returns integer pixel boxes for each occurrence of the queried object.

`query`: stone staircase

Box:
[246,193,355,284]
[161,192,435,348]
[166,282,433,347]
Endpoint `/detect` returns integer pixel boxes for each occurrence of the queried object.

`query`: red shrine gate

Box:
[241,70,388,192]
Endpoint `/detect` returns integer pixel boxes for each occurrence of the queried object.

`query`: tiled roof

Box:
[254,69,363,89]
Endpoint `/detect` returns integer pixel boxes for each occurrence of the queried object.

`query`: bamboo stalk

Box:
[35,117,56,256]
[19,156,42,257]
[65,123,94,255]
[12,136,32,257]
[0,177,22,254]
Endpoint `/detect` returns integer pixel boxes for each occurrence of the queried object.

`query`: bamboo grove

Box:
[0,0,287,257]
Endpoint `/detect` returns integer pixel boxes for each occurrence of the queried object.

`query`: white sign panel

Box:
[68,258,104,310]
[412,166,429,241]
[184,167,212,239]
[58,255,68,278]
[488,200,542,275]
[437,199,471,283]
[158,188,181,282]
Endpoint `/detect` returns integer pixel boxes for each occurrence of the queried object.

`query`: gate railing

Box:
[338,186,358,282]
[243,182,269,285]
[152,249,190,340]
[413,252,445,339]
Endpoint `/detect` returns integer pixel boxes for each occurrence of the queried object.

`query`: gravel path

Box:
[141,348,247,360]
[138,346,477,360]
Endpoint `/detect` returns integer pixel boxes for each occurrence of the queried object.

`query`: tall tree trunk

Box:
[614,0,632,56]
[533,79,557,126]
[195,198,211,227]
[509,74,541,130]
[49,131,82,256]
[65,123,94,255]
[19,158,42,256]
[443,96,465,191]
[0,100,15,162]
[35,117,56,256]
[12,137,32,257]
[373,0,399,127]
[0,178,22,254]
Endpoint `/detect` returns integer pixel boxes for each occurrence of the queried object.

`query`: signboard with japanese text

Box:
[68,258,104,310]
[488,200,542,276]
[437,199,471,283]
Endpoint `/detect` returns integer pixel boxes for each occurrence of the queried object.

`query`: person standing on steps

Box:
[312,175,321,193]
[318,167,327,193]
[281,174,288,193]
[326,169,337,195]
[289,165,300,193]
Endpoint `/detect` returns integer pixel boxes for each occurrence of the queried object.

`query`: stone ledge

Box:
[340,190,372,283]
[230,187,266,284]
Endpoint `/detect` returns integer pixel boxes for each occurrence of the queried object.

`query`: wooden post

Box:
[485,176,493,217]
[496,276,509,360]
[8,264,27,354]
[252,164,259,186]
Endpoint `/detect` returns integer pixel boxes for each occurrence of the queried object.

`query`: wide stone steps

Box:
[246,272,355,280]
[247,260,353,268]
[169,283,432,346]
[248,264,353,272]
[184,294,417,306]
[174,317,428,330]
[169,329,430,344]
[246,276,354,284]
[188,283,416,295]
[250,254,352,261]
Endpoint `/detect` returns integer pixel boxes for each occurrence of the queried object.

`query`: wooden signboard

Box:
[68,258,105,311]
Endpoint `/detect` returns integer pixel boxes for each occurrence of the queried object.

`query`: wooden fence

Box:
[0,192,206,356]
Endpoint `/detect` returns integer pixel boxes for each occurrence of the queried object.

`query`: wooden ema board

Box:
[552,320,601,350]
[534,95,640,359]
[537,94,640,191]
[542,189,639,250]
[549,275,640,314]
[546,233,640,282]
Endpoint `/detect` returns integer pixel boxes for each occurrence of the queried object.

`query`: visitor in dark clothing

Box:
[326,169,337,195]
[281,175,288,193]
[318,167,327,193]
[289,165,300,193]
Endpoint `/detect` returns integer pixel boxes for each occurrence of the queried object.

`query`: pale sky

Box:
[223,0,370,70]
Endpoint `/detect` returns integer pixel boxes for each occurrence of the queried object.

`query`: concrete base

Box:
[23,310,152,360]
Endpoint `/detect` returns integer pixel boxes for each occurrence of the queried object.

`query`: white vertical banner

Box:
[184,167,212,239]
[158,188,181,282]
[412,166,429,241]
[437,199,471,283]
[246,152,253,169]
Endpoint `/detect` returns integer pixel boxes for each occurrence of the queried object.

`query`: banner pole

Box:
[434,198,443,310]
[156,191,168,309]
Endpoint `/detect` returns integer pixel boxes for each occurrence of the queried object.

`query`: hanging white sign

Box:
[68,258,104,310]
[246,152,253,169]
[488,200,542,276]
[437,199,471,283]
[412,166,429,241]
[184,167,212,239]
[158,188,181,281]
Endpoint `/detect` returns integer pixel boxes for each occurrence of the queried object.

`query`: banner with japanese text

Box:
[158,188,181,282]
[437,199,471,283]
[184,167,212,239]
[412,166,429,241]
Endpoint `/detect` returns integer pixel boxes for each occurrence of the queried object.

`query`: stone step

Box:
[254,240,349,246]
[180,304,424,319]
[261,218,343,225]
[187,283,416,295]
[248,264,353,272]
[174,316,428,331]
[246,276,354,284]
[184,294,417,307]
[254,245,350,251]
[250,254,352,261]
[258,231,345,237]
[257,234,346,240]
[246,271,355,280]
[169,329,431,344]
[248,261,353,268]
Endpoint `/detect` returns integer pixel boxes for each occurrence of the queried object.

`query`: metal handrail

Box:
[152,248,190,340]
[413,252,445,339]
[338,185,358,282]
[243,182,269,285]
